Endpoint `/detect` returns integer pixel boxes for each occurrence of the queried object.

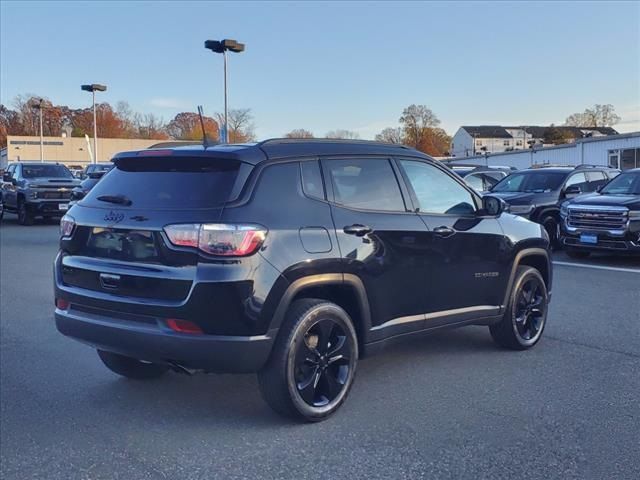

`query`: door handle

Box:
[433,226,455,237]
[343,224,372,237]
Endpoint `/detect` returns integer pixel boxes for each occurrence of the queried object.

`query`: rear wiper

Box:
[96,194,132,206]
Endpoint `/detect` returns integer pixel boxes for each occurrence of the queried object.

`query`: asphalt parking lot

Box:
[1,218,638,480]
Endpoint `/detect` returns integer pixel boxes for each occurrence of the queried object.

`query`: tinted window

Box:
[492,171,568,193]
[325,158,405,211]
[400,160,476,215]
[22,164,73,179]
[84,157,241,209]
[300,160,325,200]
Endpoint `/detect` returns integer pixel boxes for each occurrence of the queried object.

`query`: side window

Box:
[586,171,607,191]
[565,172,587,190]
[464,174,484,191]
[400,160,477,215]
[12,164,20,179]
[300,160,325,200]
[324,158,405,212]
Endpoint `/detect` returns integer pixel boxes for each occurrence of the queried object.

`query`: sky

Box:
[1,1,639,139]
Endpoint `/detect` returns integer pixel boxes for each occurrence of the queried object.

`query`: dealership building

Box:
[0,135,182,169]
[444,131,640,171]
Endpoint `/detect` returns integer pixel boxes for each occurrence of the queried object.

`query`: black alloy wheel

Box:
[293,318,352,407]
[513,276,546,342]
[490,266,548,350]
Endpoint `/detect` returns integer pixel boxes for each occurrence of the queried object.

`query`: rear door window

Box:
[324,158,405,211]
[83,157,242,209]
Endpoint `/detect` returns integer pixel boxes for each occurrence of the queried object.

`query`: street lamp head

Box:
[205,38,245,54]
[81,84,107,92]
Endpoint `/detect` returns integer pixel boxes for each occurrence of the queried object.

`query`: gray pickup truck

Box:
[1,162,80,225]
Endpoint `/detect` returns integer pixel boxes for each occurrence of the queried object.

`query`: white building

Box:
[444,131,640,171]
[450,125,618,158]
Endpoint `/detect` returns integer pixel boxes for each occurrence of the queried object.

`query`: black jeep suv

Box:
[54,140,552,421]
[560,168,640,257]
[489,165,618,247]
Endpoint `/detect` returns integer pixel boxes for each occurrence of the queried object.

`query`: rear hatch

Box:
[60,154,252,302]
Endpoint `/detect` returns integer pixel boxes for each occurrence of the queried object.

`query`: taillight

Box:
[60,214,75,237]
[163,223,267,257]
[56,298,70,310]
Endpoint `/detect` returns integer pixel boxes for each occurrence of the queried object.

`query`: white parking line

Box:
[553,261,640,274]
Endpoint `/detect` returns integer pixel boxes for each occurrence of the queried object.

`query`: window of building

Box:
[325,158,405,211]
[516,140,523,146]
[503,140,510,146]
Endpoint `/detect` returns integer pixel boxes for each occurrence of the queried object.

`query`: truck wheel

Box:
[566,248,591,259]
[490,266,548,350]
[17,200,34,226]
[258,299,358,422]
[97,350,168,380]
[541,216,560,249]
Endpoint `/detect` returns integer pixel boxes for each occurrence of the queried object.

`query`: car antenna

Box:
[197,105,210,148]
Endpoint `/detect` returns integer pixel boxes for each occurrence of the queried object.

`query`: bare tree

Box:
[217,108,256,143]
[564,104,621,128]
[375,127,404,144]
[325,129,360,139]
[136,113,169,140]
[284,129,314,138]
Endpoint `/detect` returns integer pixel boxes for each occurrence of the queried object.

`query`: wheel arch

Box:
[503,248,552,308]
[269,274,372,348]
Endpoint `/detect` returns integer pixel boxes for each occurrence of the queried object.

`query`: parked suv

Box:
[54,140,552,421]
[1,162,80,225]
[560,168,640,257]
[488,165,619,247]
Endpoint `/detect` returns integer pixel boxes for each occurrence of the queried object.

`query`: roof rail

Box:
[573,164,607,170]
[257,138,412,149]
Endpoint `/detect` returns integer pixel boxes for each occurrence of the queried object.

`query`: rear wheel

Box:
[565,248,591,259]
[97,350,169,380]
[490,266,548,350]
[17,200,34,226]
[258,299,358,422]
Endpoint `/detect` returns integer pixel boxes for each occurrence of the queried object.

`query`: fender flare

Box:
[502,247,552,310]
[269,273,372,339]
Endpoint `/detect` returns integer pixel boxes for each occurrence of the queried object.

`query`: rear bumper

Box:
[55,306,276,373]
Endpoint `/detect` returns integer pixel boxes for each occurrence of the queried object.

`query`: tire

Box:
[490,266,548,350]
[565,248,591,259]
[258,298,359,422]
[97,350,169,380]
[17,200,34,226]
[541,215,560,250]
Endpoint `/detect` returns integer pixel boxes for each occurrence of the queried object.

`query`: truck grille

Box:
[567,206,628,231]
[38,190,72,200]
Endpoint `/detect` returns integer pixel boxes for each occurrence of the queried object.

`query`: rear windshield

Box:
[22,164,73,179]
[83,157,241,209]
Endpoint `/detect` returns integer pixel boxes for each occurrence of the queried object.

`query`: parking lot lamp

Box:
[31,99,44,162]
[204,39,245,143]
[81,84,107,163]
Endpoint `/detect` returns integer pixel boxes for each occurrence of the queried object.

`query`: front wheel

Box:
[541,216,560,250]
[97,350,169,380]
[490,266,548,350]
[258,299,358,422]
[17,201,34,226]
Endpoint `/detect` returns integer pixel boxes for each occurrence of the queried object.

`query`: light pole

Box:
[31,98,45,162]
[204,39,245,143]
[81,84,107,163]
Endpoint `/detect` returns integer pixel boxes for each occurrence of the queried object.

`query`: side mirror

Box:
[564,185,582,198]
[2,173,11,183]
[482,195,507,216]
